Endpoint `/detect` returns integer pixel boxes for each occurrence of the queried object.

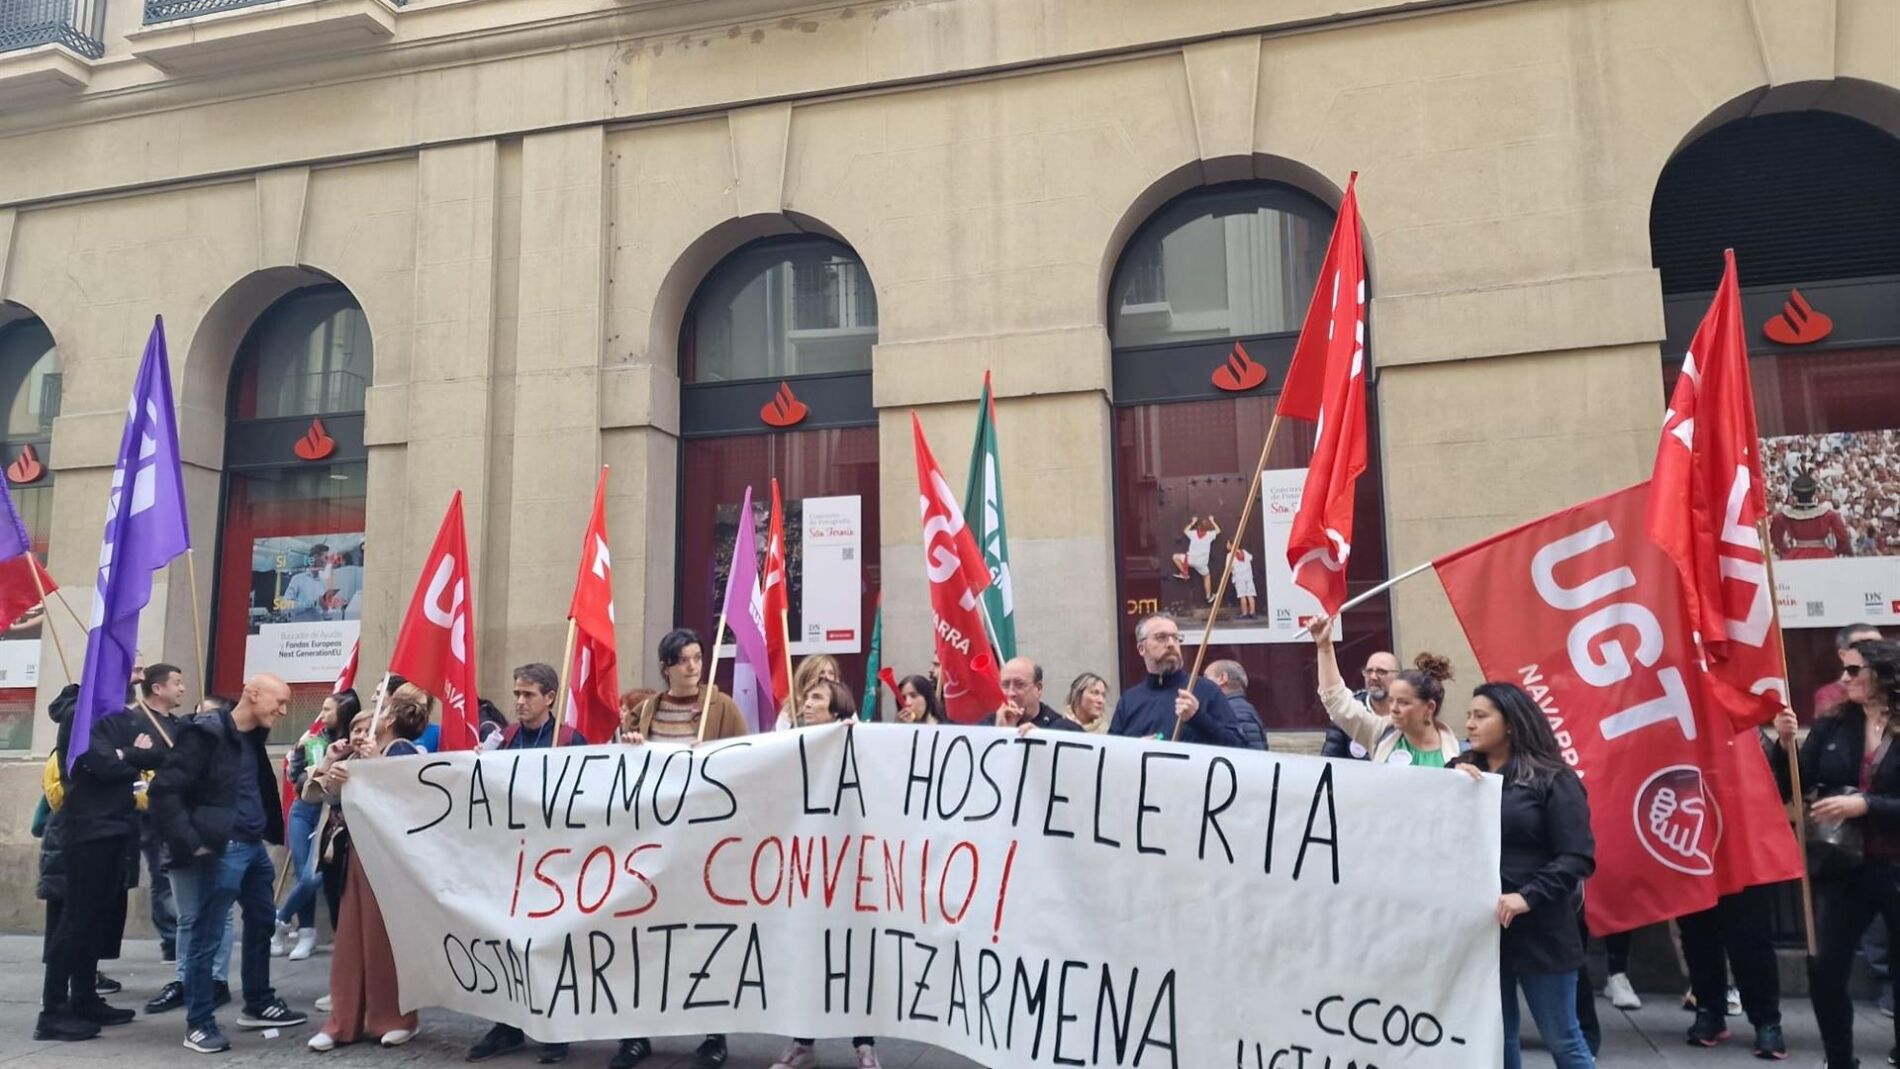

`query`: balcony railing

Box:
[0,0,104,58]
[144,0,398,24]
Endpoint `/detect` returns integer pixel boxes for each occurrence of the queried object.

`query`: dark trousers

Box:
[1678,883,1782,1027]
[1813,863,1900,1063]
[1603,931,1632,974]
[41,837,131,1012]
[140,818,177,954]
[320,835,350,931]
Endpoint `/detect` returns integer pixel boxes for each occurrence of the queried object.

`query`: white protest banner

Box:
[345,724,1503,1068]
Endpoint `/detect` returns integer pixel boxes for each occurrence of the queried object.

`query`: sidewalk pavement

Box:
[1,934,1895,1067]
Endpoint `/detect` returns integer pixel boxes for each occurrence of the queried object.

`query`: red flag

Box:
[1281,175,1368,614]
[1436,482,1802,933]
[1645,249,1783,728]
[0,554,57,634]
[911,414,1005,723]
[334,638,359,694]
[563,468,619,745]
[389,493,480,752]
[761,478,792,709]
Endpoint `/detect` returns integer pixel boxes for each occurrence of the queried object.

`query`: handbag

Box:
[1806,785,1866,881]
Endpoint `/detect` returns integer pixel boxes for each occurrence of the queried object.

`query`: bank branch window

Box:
[0,316,57,748]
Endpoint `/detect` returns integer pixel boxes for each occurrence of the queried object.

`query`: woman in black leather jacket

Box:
[1774,638,1900,1069]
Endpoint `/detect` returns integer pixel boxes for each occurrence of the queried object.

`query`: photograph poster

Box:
[243,532,364,684]
[1763,430,1900,628]
[713,494,863,655]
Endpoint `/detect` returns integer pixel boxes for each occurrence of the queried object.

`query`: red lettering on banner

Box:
[703,837,746,907]
[527,848,573,919]
[611,844,661,918]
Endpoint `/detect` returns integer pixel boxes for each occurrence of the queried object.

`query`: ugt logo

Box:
[1633,765,1722,876]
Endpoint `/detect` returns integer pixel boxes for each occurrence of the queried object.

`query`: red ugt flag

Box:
[1435,482,1801,933]
[1645,249,1784,728]
[761,479,792,709]
[564,468,620,745]
[1280,174,1368,614]
[911,414,1005,723]
[0,554,57,634]
[389,493,480,751]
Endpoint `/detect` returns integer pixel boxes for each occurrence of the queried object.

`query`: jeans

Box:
[171,842,278,1029]
[174,898,234,984]
[277,801,322,929]
[1503,968,1596,1069]
[1811,862,1900,1064]
[140,820,177,954]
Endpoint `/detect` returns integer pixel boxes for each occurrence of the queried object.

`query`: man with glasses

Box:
[1107,615,1247,747]
[1320,649,1399,760]
[991,657,1081,732]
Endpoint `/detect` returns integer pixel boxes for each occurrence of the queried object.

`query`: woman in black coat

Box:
[1773,637,1900,1069]
[1451,681,1597,1069]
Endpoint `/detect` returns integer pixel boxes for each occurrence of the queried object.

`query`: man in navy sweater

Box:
[1108,614,1248,747]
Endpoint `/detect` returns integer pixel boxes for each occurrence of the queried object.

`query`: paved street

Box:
[0,934,1896,1067]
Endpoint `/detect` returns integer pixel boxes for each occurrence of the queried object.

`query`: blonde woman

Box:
[1063,673,1110,734]
[776,655,841,730]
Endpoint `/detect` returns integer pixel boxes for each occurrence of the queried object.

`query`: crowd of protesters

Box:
[26,612,1900,1069]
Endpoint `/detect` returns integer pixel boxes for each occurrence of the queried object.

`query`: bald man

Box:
[150,674,307,1053]
[989,657,1082,732]
[1320,649,1398,760]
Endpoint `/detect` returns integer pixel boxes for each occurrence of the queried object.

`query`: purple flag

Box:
[0,476,31,563]
[70,317,191,770]
[721,487,774,733]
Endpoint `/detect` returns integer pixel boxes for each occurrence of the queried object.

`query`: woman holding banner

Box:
[306,684,431,1053]
[1772,638,1900,1069]
[776,655,842,729]
[1308,617,1462,767]
[1451,681,1597,1069]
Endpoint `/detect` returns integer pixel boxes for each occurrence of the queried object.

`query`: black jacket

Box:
[982,702,1082,732]
[1109,670,1249,748]
[1319,691,1376,760]
[51,684,166,846]
[148,706,284,864]
[1226,693,1269,751]
[1774,704,1900,861]
[1453,753,1596,974]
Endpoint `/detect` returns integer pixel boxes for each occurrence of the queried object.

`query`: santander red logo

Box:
[1633,764,1722,876]
[1762,289,1832,346]
[1210,341,1268,392]
[293,418,336,461]
[6,443,44,484]
[760,381,809,428]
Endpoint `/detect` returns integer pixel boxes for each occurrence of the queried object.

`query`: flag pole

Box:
[185,548,208,704]
[1177,412,1283,741]
[1331,558,1436,619]
[699,609,729,743]
[554,617,579,747]
[1758,516,1818,958]
[51,587,86,633]
[26,557,71,681]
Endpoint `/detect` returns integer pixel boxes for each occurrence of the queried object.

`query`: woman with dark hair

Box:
[308,684,430,1052]
[1773,638,1900,1069]
[1452,681,1597,1069]
[894,674,942,725]
[273,688,360,961]
[1309,616,1462,767]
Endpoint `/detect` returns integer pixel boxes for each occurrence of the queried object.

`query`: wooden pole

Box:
[185,548,208,704]
[698,609,728,743]
[26,557,71,682]
[1176,412,1284,741]
[554,618,579,746]
[1758,516,1818,958]
[51,587,86,633]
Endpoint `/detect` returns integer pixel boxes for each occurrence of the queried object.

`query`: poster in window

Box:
[242,532,363,683]
[0,576,43,689]
[1764,430,1900,628]
[712,495,862,655]
[1149,467,1329,647]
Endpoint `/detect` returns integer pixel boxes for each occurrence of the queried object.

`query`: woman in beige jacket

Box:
[1308,616,1463,767]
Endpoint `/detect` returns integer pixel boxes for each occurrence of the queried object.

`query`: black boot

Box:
[34,1009,101,1042]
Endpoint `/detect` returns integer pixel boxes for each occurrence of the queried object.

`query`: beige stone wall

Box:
[1,0,1898,924]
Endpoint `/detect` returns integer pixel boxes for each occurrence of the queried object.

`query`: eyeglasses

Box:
[1145,632,1182,645]
[1843,665,1865,678]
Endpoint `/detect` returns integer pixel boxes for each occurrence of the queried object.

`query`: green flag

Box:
[860,598,882,722]
[962,370,1016,661]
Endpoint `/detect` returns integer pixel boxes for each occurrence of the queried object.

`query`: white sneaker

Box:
[855,1044,880,1069]
[288,928,318,961]
[1604,972,1641,1010]
[314,993,332,1013]
[269,918,294,957]
[308,1032,336,1052]
[1725,986,1741,1017]
[380,1027,418,1047]
[769,1042,817,1069]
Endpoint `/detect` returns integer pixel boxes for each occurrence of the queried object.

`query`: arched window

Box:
[0,314,58,748]
[210,286,371,740]
[1108,182,1392,732]
[677,236,880,713]
[1653,110,1900,721]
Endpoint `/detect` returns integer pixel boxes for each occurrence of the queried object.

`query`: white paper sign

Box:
[243,620,360,684]
[797,495,862,654]
[345,725,1503,1067]
[0,639,39,688]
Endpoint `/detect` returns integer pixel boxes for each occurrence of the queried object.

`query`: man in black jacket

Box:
[1319,648,1397,760]
[148,673,304,1055]
[36,682,166,1042]
[991,657,1082,732]
[1206,660,1269,751]
[132,662,188,963]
